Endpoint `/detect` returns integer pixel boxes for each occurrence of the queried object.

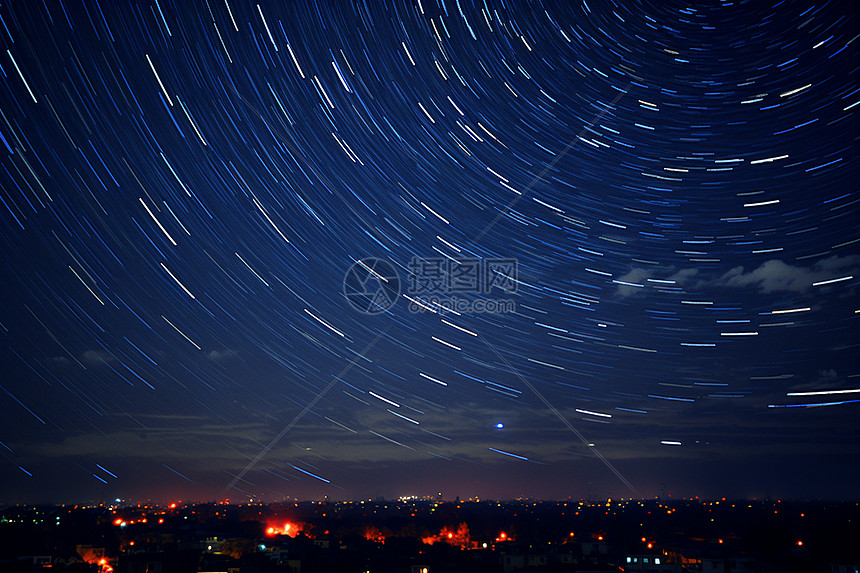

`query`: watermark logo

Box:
[343,258,401,314]
[343,256,517,315]
[407,257,518,295]
[406,295,516,314]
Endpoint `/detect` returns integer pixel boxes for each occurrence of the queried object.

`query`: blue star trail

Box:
[0,0,857,503]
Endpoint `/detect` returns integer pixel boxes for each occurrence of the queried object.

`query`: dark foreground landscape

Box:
[1,498,858,572]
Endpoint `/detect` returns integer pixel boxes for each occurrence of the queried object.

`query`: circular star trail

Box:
[0,1,857,502]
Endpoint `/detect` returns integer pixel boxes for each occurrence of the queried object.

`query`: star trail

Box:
[0,1,858,503]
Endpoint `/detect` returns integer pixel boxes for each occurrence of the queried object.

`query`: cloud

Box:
[614,267,698,297]
[614,268,652,297]
[818,368,838,380]
[670,268,699,284]
[82,350,115,365]
[208,349,237,361]
[29,421,272,464]
[714,255,859,293]
[783,368,841,394]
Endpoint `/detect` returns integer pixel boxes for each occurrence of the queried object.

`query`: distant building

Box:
[624,554,681,572]
[14,555,53,568]
[701,556,761,572]
[77,545,105,563]
[501,553,546,573]
[500,547,575,573]
[828,566,860,573]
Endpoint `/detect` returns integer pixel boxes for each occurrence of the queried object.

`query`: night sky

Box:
[1,0,858,505]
